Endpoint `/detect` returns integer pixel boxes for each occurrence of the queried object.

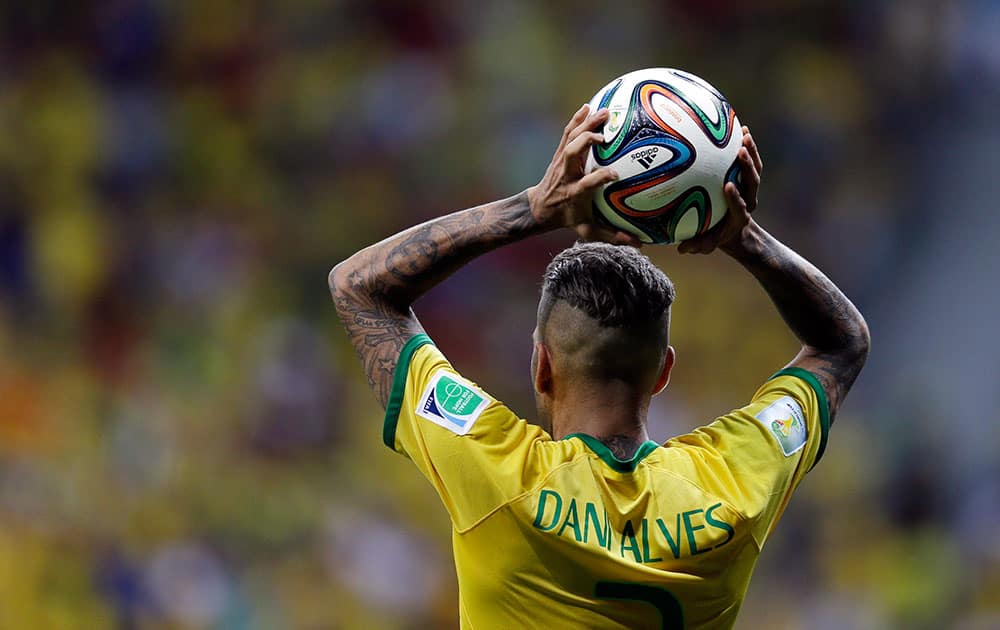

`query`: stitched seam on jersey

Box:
[644,462,758,552]
[382,333,434,450]
[453,449,596,535]
[769,367,831,470]
[459,595,475,630]
[643,463,753,528]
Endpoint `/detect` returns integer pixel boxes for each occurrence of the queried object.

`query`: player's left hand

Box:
[528,104,642,247]
[678,126,762,255]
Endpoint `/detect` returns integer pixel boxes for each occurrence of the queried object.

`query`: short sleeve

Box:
[665,367,830,548]
[382,334,551,531]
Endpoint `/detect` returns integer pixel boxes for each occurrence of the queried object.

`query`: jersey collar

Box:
[563,433,660,473]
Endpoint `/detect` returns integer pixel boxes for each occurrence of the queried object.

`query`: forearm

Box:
[329,190,548,405]
[724,221,870,416]
[329,104,621,408]
[725,222,867,352]
[331,190,545,311]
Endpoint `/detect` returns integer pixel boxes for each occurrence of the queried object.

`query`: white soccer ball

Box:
[584,68,743,244]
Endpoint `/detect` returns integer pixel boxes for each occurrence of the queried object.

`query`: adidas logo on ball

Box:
[630,147,659,169]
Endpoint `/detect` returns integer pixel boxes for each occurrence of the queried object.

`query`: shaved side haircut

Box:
[538,242,675,387]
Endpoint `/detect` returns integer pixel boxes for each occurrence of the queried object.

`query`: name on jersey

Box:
[532,490,735,563]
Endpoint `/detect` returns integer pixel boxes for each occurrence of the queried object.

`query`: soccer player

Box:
[329,104,870,629]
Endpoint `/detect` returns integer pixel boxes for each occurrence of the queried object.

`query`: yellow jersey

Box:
[383,334,830,629]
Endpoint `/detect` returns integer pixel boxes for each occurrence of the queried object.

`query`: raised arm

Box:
[725,226,869,420]
[329,105,630,407]
[680,128,870,420]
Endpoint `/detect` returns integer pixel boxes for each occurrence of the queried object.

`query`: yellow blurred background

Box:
[1,1,999,628]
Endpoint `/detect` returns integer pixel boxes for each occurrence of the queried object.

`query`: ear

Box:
[533,342,553,394]
[652,346,675,396]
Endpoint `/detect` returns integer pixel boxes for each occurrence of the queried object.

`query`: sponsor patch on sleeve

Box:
[754,396,808,456]
[415,369,492,435]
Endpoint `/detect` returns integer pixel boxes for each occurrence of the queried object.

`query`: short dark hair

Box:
[540,242,675,328]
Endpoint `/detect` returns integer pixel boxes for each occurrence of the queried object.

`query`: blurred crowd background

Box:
[1,0,999,628]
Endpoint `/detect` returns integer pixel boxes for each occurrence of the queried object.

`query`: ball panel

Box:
[667,187,712,242]
[593,83,646,164]
[657,79,732,147]
[593,200,656,244]
[621,177,680,213]
[596,80,699,167]
[594,78,630,146]
[673,207,703,242]
[597,185,712,245]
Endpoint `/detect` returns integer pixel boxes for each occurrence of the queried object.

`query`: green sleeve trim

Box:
[564,433,661,473]
[769,367,830,470]
[382,333,434,451]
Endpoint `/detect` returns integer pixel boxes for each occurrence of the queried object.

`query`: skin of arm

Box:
[679,130,871,420]
[329,193,544,407]
[725,226,870,420]
[329,104,630,408]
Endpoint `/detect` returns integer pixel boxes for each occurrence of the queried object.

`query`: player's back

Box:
[387,336,827,629]
[453,436,755,629]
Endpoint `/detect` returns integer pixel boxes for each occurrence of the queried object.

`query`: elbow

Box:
[328,262,346,295]
[328,260,356,312]
[807,314,871,367]
[328,257,359,296]
[859,317,872,355]
[328,255,403,314]
[847,315,872,366]
[328,257,385,314]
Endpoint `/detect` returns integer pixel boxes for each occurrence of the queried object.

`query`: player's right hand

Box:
[528,104,640,246]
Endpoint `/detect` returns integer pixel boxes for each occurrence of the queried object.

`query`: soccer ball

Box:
[584,68,743,244]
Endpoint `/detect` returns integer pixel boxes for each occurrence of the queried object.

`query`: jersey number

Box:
[595,581,684,629]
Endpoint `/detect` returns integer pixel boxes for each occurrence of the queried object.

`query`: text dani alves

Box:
[531,489,736,563]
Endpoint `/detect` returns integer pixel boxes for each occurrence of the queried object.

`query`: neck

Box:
[550,381,651,459]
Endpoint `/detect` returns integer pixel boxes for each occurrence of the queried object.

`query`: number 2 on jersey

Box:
[595,581,684,629]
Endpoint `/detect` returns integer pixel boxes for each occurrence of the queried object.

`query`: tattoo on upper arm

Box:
[333,271,423,408]
[332,192,539,409]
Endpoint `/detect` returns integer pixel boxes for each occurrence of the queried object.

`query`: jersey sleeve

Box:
[382,334,551,531]
[666,367,831,548]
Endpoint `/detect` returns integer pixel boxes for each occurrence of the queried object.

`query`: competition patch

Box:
[754,396,808,456]
[415,369,491,435]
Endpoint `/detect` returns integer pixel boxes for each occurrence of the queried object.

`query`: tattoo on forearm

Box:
[738,230,870,420]
[331,192,542,408]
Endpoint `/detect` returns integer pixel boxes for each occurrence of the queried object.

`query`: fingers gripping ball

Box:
[584,68,743,245]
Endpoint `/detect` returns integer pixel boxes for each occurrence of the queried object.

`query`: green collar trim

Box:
[382,333,434,450]
[564,433,660,473]
[769,367,831,470]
